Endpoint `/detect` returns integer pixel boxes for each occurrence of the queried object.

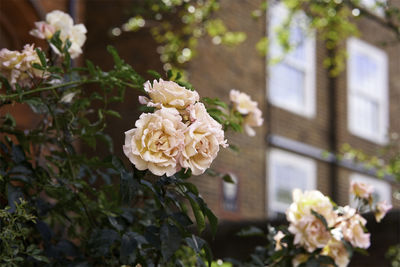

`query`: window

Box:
[349,173,391,207]
[267,149,317,214]
[360,0,386,17]
[222,173,239,212]
[268,3,316,117]
[347,38,388,144]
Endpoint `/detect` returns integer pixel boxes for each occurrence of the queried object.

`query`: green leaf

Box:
[107,45,123,68]
[174,168,192,179]
[104,110,121,119]
[236,226,265,237]
[35,48,47,68]
[187,194,205,233]
[222,174,235,184]
[25,98,49,114]
[120,232,138,264]
[204,207,218,238]
[160,223,182,261]
[147,70,161,79]
[86,60,96,76]
[354,247,369,256]
[311,210,329,230]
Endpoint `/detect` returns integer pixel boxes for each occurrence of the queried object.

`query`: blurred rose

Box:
[180,103,227,175]
[123,107,186,176]
[144,79,199,109]
[273,231,285,250]
[30,10,87,59]
[229,89,263,136]
[375,200,392,222]
[292,254,309,267]
[339,213,370,249]
[286,189,336,252]
[350,181,373,199]
[0,44,45,88]
[322,238,350,267]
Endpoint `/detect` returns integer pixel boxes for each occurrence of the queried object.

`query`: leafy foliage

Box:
[0,38,220,266]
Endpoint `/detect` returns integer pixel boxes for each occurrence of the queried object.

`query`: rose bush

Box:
[0,9,261,267]
[239,186,391,267]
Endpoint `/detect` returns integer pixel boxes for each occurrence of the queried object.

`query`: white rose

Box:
[144,79,200,109]
[322,238,350,267]
[230,89,257,114]
[350,181,373,200]
[229,89,263,136]
[68,24,87,58]
[180,103,227,175]
[0,44,45,88]
[46,10,74,40]
[289,214,331,252]
[30,10,87,59]
[243,108,263,137]
[339,213,370,249]
[286,189,336,252]
[123,107,186,177]
[375,200,392,223]
[273,231,286,250]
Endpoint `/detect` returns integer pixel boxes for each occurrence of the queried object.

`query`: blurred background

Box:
[1,0,399,265]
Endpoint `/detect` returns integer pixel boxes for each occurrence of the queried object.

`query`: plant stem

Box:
[0,80,96,100]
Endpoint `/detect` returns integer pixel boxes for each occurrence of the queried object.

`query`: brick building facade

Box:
[1,0,399,265]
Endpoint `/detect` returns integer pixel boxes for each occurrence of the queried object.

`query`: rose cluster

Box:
[123,79,228,177]
[281,186,392,267]
[30,10,87,59]
[0,44,45,88]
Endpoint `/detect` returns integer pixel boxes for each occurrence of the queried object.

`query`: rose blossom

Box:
[229,89,263,136]
[322,238,350,267]
[338,211,370,249]
[286,189,336,252]
[292,254,309,267]
[375,200,392,222]
[273,231,286,250]
[0,44,45,88]
[30,10,87,59]
[123,107,186,177]
[350,181,373,199]
[180,103,227,175]
[143,79,200,109]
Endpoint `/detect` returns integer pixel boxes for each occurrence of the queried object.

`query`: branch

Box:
[344,0,400,39]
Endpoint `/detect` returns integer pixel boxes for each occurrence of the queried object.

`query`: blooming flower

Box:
[0,44,45,88]
[229,89,263,136]
[30,10,87,59]
[123,107,186,177]
[375,200,392,222]
[273,231,286,250]
[350,181,373,200]
[338,211,370,249]
[322,238,350,267]
[143,79,200,109]
[286,189,336,252]
[180,103,227,175]
[292,254,309,267]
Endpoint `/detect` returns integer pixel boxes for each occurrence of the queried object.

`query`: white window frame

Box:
[222,173,239,212]
[267,3,316,118]
[360,0,386,17]
[267,149,317,214]
[347,37,388,144]
[349,173,392,207]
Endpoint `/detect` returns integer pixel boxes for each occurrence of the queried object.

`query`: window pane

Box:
[287,26,306,62]
[269,63,305,108]
[352,51,379,94]
[351,95,379,136]
[275,163,308,205]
